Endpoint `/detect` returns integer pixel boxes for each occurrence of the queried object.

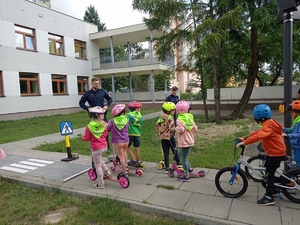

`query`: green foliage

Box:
[180,92,202,101]
[83,5,106,31]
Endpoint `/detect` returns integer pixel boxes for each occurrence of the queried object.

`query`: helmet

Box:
[176,101,190,114]
[253,104,272,120]
[162,102,176,112]
[292,100,300,111]
[112,104,126,117]
[128,101,143,109]
[88,106,105,114]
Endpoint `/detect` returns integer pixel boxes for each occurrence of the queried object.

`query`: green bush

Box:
[180,92,202,101]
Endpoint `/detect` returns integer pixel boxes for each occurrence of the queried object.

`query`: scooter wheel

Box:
[88,168,97,180]
[111,166,115,171]
[118,174,130,188]
[157,162,164,170]
[136,169,143,176]
[139,163,146,170]
[168,169,174,178]
[198,170,205,177]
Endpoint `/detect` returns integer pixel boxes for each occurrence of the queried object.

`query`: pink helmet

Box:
[128,101,143,108]
[112,104,126,117]
[88,106,106,114]
[176,101,190,114]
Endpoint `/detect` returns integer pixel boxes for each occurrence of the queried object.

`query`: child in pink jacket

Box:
[82,106,111,189]
[175,101,197,182]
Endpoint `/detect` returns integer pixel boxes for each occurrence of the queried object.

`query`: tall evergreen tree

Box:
[83,5,106,31]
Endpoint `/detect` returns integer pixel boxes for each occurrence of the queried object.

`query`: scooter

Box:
[109,145,143,177]
[87,154,130,188]
[168,144,205,178]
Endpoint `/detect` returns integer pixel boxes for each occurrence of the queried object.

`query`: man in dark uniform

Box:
[79,78,112,122]
[166,86,179,105]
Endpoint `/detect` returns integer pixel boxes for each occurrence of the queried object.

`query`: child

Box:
[175,101,197,182]
[282,100,300,167]
[155,102,176,173]
[82,106,111,189]
[236,104,286,206]
[126,101,143,167]
[107,104,130,176]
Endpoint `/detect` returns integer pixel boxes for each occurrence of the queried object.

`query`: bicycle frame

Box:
[231,150,299,191]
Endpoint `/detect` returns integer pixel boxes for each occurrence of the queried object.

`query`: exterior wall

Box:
[0,0,98,115]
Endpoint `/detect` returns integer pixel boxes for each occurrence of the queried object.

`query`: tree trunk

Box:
[228,27,258,119]
[212,56,221,124]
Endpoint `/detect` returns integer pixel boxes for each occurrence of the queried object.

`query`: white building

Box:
[0,0,173,120]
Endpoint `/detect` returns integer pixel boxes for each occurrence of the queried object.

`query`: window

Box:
[77,76,88,94]
[19,73,39,96]
[15,25,36,51]
[74,40,86,59]
[48,33,64,55]
[0,71,4,96]
[52,75,67,94]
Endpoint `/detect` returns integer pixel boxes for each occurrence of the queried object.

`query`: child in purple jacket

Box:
[107,104,130,176]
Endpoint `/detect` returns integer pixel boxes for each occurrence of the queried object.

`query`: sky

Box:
[51,0,146,30]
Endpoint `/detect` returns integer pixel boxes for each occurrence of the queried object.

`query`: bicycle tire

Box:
[245,155,265,182]
[215,167,248,198]
[281,169,300,203]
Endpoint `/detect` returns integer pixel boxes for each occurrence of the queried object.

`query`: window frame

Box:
[0,71,4,97]
[48,33,64,56]
[19,72,40,96]
[51,74,68,95]
[15,24,36,51]
[77,76,89,95]
[74,39,87,59]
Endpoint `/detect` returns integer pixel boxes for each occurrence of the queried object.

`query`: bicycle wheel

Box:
[245,155,265,182]
[215,167,248,198]
[281,169,300,203]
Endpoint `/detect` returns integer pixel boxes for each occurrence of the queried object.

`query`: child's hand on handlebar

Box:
[236,141,245,148]
[235,137,245,148]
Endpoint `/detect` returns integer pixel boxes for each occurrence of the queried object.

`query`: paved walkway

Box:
[0,112,300,225]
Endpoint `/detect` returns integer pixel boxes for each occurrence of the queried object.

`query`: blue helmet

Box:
[253,104,272,120]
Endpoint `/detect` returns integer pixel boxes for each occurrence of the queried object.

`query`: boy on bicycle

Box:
[282,100,300,168]
[236,104,286,206]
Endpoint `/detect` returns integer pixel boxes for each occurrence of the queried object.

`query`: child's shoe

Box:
[188,168,194,173]
[128,160,137,166]
[104,170,111,178]
[93,183,105,189]
[257,195,275,206]
[165,167,170,174]
[177,175,191,182]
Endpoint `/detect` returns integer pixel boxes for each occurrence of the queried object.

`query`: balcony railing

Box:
[92,49,174,70]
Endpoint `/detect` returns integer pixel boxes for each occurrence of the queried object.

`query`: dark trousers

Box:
[265,155,286,197]
[170,136,180,164]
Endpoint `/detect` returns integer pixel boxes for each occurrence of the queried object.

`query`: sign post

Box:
[59,121,78,162]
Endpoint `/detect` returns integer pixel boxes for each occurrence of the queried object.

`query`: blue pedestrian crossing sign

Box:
[60,121,73,135]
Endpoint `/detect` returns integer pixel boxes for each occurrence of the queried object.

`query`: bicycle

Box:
[245,142,297,182]
[215,138,300,203]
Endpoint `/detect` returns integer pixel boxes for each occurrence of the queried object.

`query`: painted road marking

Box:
[1,166,28,173]
[0,158,55,174]
[10,163,37,170]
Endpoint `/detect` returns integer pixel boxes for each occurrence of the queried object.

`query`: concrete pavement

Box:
[1,112,300,225]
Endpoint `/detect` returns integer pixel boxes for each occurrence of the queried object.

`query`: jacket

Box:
[165,94,179,105]
[82,121,108,151]
[243,119,286,157]
[155,113,175,140]
[175,113,197,148]
[79,88,112,110]
[283,116,300,150]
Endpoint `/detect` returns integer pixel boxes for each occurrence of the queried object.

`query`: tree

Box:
[83,5,106,31]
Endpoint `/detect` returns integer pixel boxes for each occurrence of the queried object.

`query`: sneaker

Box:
[188,168,194,173]
[93,183,105,189]
[124,172,129,178]
[177,175,191,182]
[165,167,170,174]
[257,196,275,206]
[104,170,111,178]
[128,160,137,166]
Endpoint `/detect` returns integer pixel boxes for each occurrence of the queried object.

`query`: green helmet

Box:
[162,102,176,111]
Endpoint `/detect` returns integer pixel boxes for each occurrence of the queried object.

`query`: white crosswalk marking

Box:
[1,166,28,173]
[0,158,55,174]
